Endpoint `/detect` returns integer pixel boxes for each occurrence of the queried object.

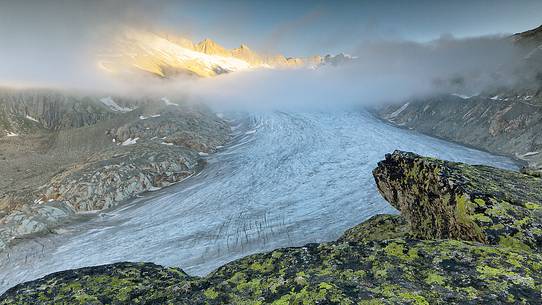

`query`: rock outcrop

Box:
[374,151,542,251]
[2,152,541,304]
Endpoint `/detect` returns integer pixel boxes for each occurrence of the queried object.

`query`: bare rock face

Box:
[373,150,542,251]
[42,143,201,211]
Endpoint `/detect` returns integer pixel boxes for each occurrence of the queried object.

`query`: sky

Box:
[1,0,541,57]
[0,0,539,102]
[161,0,542,55]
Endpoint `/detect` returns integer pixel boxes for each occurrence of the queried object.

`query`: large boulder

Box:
[373,151,542,251]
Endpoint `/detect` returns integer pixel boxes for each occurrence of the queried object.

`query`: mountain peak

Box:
[100,28,333,78]
[195,38,229,56]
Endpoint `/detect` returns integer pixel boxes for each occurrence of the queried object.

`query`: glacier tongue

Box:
[0,110,517,293]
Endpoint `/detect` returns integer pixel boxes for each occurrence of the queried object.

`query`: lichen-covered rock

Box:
[0,262,193,305]
[2,238,541,304]
[338,214,409,243]
[373,150,542,251]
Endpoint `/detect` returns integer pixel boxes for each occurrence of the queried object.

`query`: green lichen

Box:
[374,151,542,252]
[498,235,531,251]
[424,272,445,285]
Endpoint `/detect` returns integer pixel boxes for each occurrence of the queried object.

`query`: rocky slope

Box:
[376,25,542,174]
[0,88,230,251]
[2,151,541,304]
[376,91,542,171]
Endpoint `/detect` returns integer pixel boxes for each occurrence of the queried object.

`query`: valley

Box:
[0,110,516,294]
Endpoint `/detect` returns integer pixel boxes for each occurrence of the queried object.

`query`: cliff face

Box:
[2,152,541,304]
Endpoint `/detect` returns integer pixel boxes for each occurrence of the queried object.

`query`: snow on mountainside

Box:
[98,29,354,78]
[99,30,252,78]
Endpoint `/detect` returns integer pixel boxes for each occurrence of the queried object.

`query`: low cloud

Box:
[0,1,535,110]
[166,35,530,111]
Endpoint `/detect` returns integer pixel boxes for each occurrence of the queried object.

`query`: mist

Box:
[0,0,161,89]
[162,35,528,111]
[0,0,534,111]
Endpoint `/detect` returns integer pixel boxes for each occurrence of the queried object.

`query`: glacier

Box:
[0,110,517,293]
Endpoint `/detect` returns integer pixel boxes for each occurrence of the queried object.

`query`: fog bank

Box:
[0,1,535,110]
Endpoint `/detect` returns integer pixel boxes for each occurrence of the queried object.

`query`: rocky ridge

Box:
[2,151,541,304]
[0,88,230,252]
[99,29,349,78]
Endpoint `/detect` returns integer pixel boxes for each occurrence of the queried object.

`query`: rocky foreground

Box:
[0,88,230,251]
[2,151,540,304]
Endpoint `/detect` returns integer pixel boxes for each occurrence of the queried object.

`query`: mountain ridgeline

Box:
[98,29,351,78]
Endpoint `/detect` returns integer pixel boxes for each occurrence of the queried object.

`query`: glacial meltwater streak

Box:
[0,111,516,293]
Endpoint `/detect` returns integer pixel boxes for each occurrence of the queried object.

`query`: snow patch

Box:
[388,103,410,119]
[100,97,134,113]
[522,151,540,157]
[198,152,209,156]
[245,130,256,135]
[216,113,224,119]
[161,97,178,106]
[121,137,139,146]
[451,93,478,100]
[25,115,39,123]
[140,114,160,119]
[490,95,503,101]
[161,142,174,146]
[6,132,18,137]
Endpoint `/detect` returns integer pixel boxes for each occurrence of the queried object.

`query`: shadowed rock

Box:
[374,151,542,252]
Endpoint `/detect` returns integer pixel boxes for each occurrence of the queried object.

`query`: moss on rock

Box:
[339,214,409,243]
[2,238,541,304]
[373,150,542,252]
